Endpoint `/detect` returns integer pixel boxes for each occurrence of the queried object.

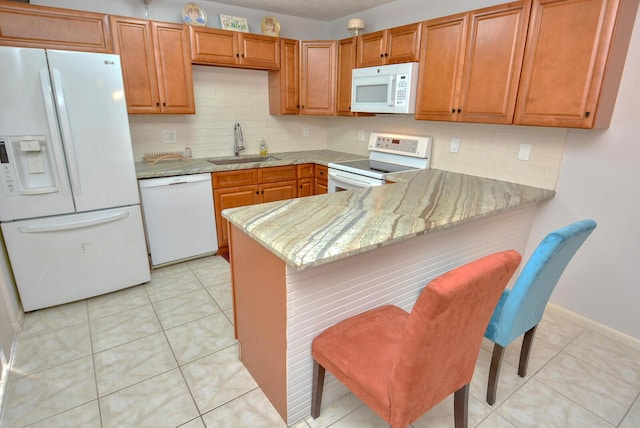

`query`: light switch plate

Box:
[518,143,532,161]
[450,137,460,154]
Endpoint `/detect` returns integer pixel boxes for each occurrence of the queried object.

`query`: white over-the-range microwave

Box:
[351,62,419,114]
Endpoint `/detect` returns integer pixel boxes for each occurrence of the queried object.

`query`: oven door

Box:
[328,169,384,192]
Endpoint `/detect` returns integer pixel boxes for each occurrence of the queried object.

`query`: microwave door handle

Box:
[386,75,396,106]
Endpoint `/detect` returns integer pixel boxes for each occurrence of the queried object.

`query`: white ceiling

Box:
[199,0,396,21]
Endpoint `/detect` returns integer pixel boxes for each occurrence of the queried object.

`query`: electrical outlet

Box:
[162,130,176,144]
[518,143,532,161]
[358,130,365,141]
[303,127,309,137]
[450,137,460,154]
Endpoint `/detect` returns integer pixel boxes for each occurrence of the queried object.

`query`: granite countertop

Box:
[135,150,365,179]
[222,168,555,271]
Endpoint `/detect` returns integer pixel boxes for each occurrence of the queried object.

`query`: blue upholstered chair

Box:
[484,219,597,405]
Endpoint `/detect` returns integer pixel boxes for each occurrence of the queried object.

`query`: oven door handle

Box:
[329,171,379,187]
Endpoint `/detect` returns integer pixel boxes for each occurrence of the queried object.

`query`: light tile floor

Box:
[1,255,639,427]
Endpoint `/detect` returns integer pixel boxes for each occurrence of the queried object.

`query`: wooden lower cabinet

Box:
[213,165,297,249]
[297,164,315,197]
[315,164,328,194]
[214,184,259,249]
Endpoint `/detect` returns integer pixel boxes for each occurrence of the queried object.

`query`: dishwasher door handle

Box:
[138,174,211,189]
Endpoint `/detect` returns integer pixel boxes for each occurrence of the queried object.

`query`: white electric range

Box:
[328,132,432,192]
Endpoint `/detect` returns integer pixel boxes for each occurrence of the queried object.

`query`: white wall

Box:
[526,8,640,340]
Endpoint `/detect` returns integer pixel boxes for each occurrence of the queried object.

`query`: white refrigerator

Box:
[0,47,150,311]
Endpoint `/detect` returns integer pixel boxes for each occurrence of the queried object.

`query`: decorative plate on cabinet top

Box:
[182,2,207,26]
[261,16,280,37]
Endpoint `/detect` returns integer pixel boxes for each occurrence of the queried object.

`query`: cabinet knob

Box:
[457,108,461,113]
[380,53,384,58]
[585,111,591,118]
[451,108,455,113]
[163,102,167,107]
[236,53,240,58]
[384,53,389,57]
[156,102,160,107]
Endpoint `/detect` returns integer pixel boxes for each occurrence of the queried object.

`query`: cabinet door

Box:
[152,22,195,114]
[300,41,337,115]
[514,0,622,128]
[297,164,315,179]
[298,178,314,197]
[214,185,259,248]
[0,2,113,53]
[260,181,297,203]
[111,17,160,114]
[415,13,468,121]
[458,1,531,124]
[239,33,280,69]
[212,169,258,188]
[189,26,238,65]
[337,37,358,116]
[386,23,422,64]
[268,38,299,115]
[314,164,328,195]
[356,30,387,67]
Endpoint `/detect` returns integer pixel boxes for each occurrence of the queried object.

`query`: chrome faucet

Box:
[233,122,245,157]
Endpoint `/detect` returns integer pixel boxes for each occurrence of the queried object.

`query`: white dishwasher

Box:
[138,173,218,267]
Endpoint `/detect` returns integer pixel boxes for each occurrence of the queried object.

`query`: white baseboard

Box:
[547,303,640,351]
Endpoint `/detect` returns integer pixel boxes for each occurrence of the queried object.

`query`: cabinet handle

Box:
[384,53,389,57]
[156,102,160,107]
[236,53,240,58]
[256,191,259,195]
[380,53,384,58]
[457,108,461,113]
[241,53,245,58]
[451,108,455,113]
[585,111,591,118]
[163,102,167,107]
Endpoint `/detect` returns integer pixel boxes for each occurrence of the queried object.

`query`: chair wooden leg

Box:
[454,384,469,428]
[311,359,325,418]
[487,343,505,405]
[518,325,538,377]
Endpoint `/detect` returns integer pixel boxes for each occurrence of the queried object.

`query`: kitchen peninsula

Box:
[222,166,555,424]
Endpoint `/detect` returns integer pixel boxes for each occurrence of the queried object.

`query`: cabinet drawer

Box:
[297,163,315,179]
[314,164,328,183]
[212,169,258,188]
[258,165,296,183]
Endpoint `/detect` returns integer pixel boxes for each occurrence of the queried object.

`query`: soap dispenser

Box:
[260,139,268,156]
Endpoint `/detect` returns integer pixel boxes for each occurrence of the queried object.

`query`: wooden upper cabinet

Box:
[337,37,358,116]
[300,40,337,116]
[514,0,637,128]
[458,1,531,123]
[269,38,300,115]
[0,1,113,52]
[415,13,468,121]
[356,23,421,67]
[111,17,194,114]
[416,1,531,124]
[190,26,280,70]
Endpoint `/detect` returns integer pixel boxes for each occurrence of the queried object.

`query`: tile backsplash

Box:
[129,65,566,190]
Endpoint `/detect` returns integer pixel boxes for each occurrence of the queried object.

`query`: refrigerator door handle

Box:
[17,210,130,233]
[38,69,68,196]
[50,68,82,196]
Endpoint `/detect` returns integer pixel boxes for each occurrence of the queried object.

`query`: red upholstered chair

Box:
[311,250,521,428]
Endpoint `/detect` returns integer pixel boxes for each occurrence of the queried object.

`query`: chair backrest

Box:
[389,250,521,426]
[488,219,597,346]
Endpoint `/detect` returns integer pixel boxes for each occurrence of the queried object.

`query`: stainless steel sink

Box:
[207,156,281,165]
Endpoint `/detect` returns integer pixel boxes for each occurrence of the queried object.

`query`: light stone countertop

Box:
[135,150,365,179]
[222,168,555,271]
[134,150,555,271]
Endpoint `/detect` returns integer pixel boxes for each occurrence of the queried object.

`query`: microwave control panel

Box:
[395,74,409,106]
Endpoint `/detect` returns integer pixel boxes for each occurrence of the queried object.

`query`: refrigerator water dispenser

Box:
[1,136,58,195]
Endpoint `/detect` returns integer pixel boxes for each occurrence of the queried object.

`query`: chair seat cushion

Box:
[312,305,409,421]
